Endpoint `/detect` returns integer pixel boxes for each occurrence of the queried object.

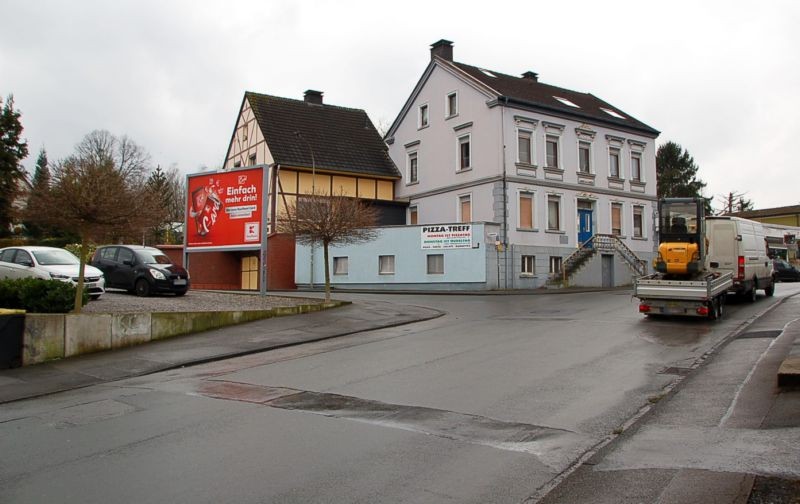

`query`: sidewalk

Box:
[537,294,800,504]
[0,299,443,405]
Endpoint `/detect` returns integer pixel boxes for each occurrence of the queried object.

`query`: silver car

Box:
[0,246,106,300]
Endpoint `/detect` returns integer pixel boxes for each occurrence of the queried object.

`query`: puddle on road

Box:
[195,380,592,471]
[637,319,712,347]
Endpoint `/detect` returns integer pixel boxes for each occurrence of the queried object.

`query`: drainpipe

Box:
[501,97,509,289]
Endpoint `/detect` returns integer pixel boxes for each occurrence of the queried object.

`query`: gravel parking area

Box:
[82,289,324,313]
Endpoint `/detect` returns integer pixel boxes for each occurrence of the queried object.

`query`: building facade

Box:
[384,40,660,288]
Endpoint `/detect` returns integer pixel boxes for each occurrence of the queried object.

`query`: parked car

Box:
[90,245,190,296]
[772,258,800,282]
[0,246,106,299]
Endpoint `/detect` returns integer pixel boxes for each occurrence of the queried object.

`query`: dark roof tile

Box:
[246,92,400,178]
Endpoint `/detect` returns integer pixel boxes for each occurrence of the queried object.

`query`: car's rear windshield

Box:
[32,249,80,266]
[135,250,173,265]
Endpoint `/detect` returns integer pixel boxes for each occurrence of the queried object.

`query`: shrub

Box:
[0,278,87,313]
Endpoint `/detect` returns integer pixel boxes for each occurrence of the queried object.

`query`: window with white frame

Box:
[546,135,559,168]
[446,92,458,117]
[633,206,644,238]
[427,254,444,274]
[379,255,395,275]
[409,205,418,225]
[249,153,256,166]
[521,255,535,275]
[517,129,533,165]
[407,151,418,183]
[631,151,642,182]
[609,147,621,178]
[547,195,561,231]
[549,256,562,274]
[459,194,471,223]
[579,141,591,173]
[458,134,471,170]
[418,103,429,128]
[519,191,534,229]
[333,257,348,275]
[611,203,623,236]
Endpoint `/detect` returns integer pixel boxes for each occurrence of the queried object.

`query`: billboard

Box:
[421,224,472,249]
[186,167,266,250]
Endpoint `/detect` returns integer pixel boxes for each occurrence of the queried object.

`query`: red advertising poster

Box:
[186,167,265,249]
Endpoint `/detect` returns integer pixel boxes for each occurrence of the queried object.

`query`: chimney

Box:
[522,71,539,82]
[430,39,453,61]
[304,89,323,105]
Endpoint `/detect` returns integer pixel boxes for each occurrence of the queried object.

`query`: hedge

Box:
[0,278,88,313]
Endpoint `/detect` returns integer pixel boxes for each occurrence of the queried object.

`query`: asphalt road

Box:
[2,284,798,503]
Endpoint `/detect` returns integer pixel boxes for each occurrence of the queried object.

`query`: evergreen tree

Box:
[24,147,51,237]
[0,94,29,235]
[656,141,711,213]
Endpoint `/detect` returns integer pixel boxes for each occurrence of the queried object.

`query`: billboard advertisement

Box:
[186,167,266,250]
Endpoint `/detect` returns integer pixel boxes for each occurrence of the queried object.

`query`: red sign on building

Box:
[186,167,265,250]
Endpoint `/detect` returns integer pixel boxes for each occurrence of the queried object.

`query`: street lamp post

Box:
[295,131,317,288]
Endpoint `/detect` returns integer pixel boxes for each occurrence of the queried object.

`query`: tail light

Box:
[639,304,651,313]
[737,256,745,280]
[696,306,709,316]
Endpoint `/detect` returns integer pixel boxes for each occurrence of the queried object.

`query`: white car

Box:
[0,246,106,300]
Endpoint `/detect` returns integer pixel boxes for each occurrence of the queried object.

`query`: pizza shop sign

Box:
[421,224,472,250]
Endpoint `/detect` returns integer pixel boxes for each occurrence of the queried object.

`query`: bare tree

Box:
[30,132,161,312]
[717,191,754,215]
[279,191,379,302]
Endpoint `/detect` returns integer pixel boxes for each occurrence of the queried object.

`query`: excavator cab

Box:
[655,198,705,276]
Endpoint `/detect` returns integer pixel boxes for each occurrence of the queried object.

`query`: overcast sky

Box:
[2,0,798,210]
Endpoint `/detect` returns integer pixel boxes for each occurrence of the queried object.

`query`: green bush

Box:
[0,278,87,313]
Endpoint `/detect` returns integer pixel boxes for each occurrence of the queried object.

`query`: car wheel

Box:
[90,295,101,301]
[135,279,151,297]
[765,279,775,297]
[175,290,187,297]
[708,299,718,320]
[748,281,757,303]
[717,296,725,319]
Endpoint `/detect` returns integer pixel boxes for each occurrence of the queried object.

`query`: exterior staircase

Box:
[547,234,648,287]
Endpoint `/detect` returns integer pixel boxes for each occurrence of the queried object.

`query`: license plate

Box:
[85,282,97,288]
[173,279,187,286]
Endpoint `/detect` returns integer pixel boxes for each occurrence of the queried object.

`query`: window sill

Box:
[544,166,563,173]
[577,171,595,178]
[607,176,625,182]
[631,236,648,241]
[456,167,473,174]
[545,229,565,234]
[445,113,459,121]
[406,181,419,187]
[417,125,429,131]
[516,227,539,233]
[516,162,537,169]
[520,273,534,278]
[378,272,395,275]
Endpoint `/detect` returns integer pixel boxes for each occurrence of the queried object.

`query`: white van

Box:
[705,216,774,300]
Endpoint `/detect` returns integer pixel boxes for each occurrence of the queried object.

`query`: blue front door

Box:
[578,208,593,246]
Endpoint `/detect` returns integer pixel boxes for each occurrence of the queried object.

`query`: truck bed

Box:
[634,271,734,301]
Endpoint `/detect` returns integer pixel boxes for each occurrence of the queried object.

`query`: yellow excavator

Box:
[653,198,705,277]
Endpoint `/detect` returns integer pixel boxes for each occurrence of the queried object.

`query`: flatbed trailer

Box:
[634,271,734,319]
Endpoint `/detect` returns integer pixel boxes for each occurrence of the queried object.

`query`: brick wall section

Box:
[158,234,296,291]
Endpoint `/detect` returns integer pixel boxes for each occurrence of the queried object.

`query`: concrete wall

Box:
[21,301,340,366]
[296,222,499,290]
[570,251,655,288]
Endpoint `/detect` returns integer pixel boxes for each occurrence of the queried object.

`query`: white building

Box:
[384,40,660,288]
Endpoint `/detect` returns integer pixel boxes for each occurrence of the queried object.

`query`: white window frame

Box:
[418,103,429,129]
[427,254,444,275]
[458,193,472,223]
[518,190,535,230]
[633,205,645,238]
[578,140,592,174]
[547,194,562,231]
[611,202,623,236]
[446,91,458,118]
[517,128,534,165]
[545,135,560,169]
[630,151,643,182]
[378,255,395,275]
[521,255,535,275]
[457,133,471,171]
[407,151,418,184]
[609,147,622,179]
[549,256,562,274]
[333,256,348,275]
